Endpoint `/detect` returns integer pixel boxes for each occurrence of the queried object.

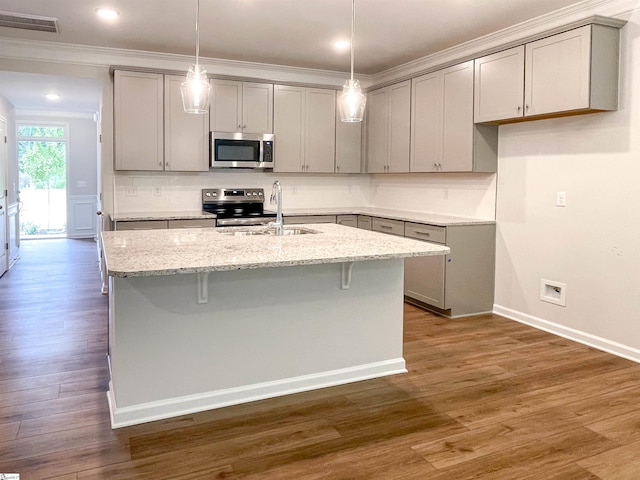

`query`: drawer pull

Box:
[415,231,431,237]
[380,225,393,229]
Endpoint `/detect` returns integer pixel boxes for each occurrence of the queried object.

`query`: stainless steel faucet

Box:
[269,180,284,236]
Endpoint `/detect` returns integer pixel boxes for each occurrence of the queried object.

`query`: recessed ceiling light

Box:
[95,8,119,20]
[333,40,351,50]
[45,93,60,101]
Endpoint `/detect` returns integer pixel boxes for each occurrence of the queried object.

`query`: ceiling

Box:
[0,0,588,113]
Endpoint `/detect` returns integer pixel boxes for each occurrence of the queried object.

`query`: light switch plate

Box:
[556,191,567,207]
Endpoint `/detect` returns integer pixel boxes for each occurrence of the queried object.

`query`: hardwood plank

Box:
[577,440,640,478]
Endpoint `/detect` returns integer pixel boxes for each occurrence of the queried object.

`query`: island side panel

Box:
[107,258,406,427]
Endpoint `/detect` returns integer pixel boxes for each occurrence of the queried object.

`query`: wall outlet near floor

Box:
[540,279,566,306]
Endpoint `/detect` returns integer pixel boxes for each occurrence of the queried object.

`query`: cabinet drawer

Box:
[372,217,404,236]
[115,220,168,230]
[283,215,337,224]
[357,216,372,230]
[404,222,446,244]
[168,219,216,229]
[336,215,358,228]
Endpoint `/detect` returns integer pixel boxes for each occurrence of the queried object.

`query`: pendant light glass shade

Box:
[181,0,211,114]
[338,79,366,122]
[338,0,366,122]
[181,64,211,113]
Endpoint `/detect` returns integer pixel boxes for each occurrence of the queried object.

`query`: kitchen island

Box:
[101,223,449,428]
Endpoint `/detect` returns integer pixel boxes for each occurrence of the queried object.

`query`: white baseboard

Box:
[493,304,640,364]
[108,358,407,428]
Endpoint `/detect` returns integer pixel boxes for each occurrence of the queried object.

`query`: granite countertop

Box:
[110,207,493,226]
[101,223,450,278]
[111,211,214,222]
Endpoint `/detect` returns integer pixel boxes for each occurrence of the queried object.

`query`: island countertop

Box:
[101,223,450,278]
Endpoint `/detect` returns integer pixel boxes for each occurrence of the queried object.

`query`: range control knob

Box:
[205,192,211,197]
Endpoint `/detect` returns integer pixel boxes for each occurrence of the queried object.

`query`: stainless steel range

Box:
[202,188,276,227]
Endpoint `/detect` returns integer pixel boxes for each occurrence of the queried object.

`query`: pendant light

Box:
[181,0,212,114]
[338,0,366,122]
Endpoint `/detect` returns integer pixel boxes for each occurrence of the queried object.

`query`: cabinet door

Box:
[114,71,164,171]
[387,81,411,173]
[305,88,336,173]
[164,75,209,172]
[366,88,388,173]
[411,71,440,172]
[474,46,525,123]
[441,61,474,172]
[210,79,242,132]
[242,82,273,133]
[273,85,305,172]
[404,255,446,309]
[335,99,362,173]
[525,25,591,117]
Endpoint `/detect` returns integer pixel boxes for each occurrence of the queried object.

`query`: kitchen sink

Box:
[216,226,318,236]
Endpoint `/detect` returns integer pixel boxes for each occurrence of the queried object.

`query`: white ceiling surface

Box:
[0,0,587,113]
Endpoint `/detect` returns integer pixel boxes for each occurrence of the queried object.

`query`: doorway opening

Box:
[17,123,68,239]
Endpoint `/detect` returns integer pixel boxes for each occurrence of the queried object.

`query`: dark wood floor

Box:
[1,239,640,479]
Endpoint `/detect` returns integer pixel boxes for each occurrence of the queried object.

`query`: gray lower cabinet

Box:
[404,222,495,317]
[336,215,358,228]
[357,216,372,230]
[283,215,337,225]
[114,218,216,230]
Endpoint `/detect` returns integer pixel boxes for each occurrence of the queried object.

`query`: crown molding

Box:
[0,37,373,88]
[371,0,636,88]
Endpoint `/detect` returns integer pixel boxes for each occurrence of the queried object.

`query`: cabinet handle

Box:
[415,231,430,237]
[243,125,247,129]
[517,106,521,112]
[238,124,242,130]
[380,225,392,230]
[525,104,529,112]
[336,165,340,172]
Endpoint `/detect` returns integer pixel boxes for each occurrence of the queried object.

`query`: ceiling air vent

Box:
[0,11,59,33]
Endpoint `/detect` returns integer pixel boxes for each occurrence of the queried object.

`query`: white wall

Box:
[494,10,640,359]
[113,171,371,213]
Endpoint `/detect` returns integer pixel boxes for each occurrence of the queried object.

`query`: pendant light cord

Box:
[195,0,201,66]
[350,0,355,82]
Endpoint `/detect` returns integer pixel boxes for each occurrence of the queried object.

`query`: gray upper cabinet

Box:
[335,97,362,174]
[366,81,411,173]
[164,75,209,172]
[273,85,336,173]
[474,46,525,123]
[114,71,209,171]
[411,61,497,173]
[210,79,273,133]
[114,71,164,171]
[475,23,620,123]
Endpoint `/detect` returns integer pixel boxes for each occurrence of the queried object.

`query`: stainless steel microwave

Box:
[210,132,274,169]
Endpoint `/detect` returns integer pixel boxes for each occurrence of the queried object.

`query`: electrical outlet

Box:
[154,186,162,196]
[556,191,567,207]
[291,186,297,195]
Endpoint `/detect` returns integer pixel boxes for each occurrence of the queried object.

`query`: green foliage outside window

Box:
[18,141,66,189]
